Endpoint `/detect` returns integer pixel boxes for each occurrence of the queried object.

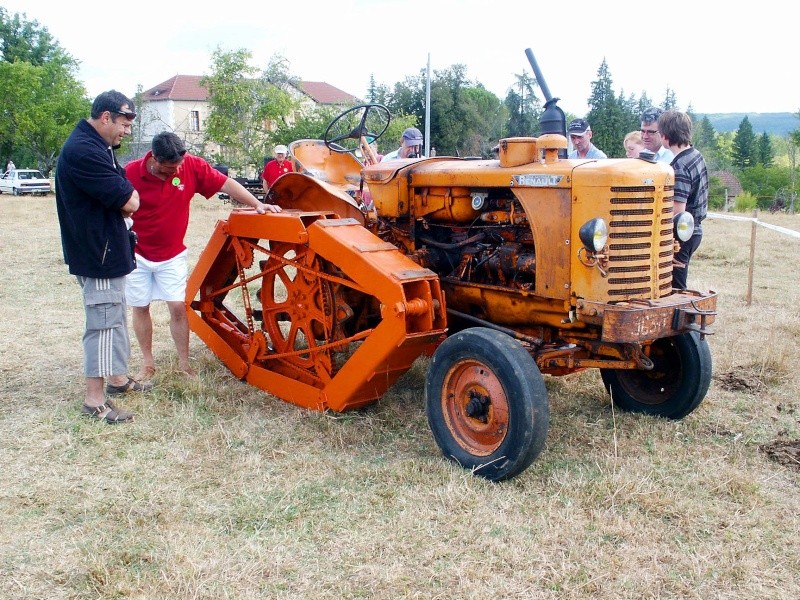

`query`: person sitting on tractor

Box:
[382,127,423,160]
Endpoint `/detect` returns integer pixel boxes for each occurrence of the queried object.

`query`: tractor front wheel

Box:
[425,327,549,482]
[600,332,712,419]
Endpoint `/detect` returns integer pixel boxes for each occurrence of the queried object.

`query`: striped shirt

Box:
[671,147,708,235]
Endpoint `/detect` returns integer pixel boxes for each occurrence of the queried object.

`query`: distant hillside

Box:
[699,113,797,136]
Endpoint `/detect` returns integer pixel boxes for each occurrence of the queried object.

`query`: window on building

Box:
[189,111,200,132]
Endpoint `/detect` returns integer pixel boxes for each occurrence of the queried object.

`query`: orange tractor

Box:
[186,54,716,481]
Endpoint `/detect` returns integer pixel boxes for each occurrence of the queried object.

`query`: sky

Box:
[5,0,797,116]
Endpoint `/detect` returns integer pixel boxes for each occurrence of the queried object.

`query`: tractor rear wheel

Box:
[600,332,712,419]
[425,327,549,481]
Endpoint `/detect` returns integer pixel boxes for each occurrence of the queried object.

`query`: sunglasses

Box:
[112,109,137,120]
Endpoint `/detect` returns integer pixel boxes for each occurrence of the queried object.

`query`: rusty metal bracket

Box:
[672,301,716,338]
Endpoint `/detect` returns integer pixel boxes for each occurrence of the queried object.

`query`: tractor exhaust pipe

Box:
[524,48,566,140]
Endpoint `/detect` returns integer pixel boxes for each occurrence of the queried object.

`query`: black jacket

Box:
[55,120,136,278]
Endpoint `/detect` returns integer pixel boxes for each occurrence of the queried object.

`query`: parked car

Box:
[0,169,52,196]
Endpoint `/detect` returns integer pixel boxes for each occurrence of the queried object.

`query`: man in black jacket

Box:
[55,90,150,423]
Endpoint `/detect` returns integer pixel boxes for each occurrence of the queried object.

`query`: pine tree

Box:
[732,117,757,169]
[757,132,773,167]
[586,59,627,157]
[662,88,678,110]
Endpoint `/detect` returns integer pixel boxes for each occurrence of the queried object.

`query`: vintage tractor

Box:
[186,53,716,481]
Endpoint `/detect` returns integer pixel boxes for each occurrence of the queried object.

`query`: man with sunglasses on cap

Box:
[640,107,674,163]
[383,127,424,161]
[567,119,607,159]
[262,144,294,195]
[55,90,147,424]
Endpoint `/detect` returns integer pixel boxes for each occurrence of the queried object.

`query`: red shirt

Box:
[126,151,227,261]
[261,158,294,187]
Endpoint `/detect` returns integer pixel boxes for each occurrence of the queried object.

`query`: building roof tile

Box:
[141,75,358,105]
[143,75,207,101]
[712,170,743,197]
[292,80,358,105]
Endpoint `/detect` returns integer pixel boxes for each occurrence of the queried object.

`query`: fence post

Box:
[746,208,758,306]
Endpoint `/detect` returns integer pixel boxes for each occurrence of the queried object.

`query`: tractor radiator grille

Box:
[606,188,673,299]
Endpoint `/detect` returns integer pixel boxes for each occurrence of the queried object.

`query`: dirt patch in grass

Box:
[714,369,764,392]
[760,439,800,471]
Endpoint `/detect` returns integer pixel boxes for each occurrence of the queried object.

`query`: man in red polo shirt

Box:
[261,144,294,195]
[125,132,281,380]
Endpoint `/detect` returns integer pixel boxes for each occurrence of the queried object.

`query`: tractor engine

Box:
[408,221,535,291]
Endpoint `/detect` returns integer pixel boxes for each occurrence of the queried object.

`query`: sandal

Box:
[106,376,153,395]
[82,399,134,424]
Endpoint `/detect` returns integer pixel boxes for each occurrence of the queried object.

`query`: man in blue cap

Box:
[382,127,424,160]
[567,118,607,159]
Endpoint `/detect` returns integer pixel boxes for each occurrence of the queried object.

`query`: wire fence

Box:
[706,210,800,304]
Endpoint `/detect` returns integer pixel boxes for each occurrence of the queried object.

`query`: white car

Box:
[0,169,52,196]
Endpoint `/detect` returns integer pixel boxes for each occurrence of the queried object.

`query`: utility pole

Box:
[425,53,431,158]
[789,141,797,213]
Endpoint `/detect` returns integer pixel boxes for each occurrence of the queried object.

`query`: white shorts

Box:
[126,250,188,306]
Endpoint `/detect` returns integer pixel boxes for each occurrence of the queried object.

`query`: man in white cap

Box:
[567,118,607,159]
[262,144,294,194]
[382,127,424,161]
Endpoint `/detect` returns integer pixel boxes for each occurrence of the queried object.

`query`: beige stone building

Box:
[128,75,358,167]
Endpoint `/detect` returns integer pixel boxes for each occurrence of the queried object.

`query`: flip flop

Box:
[105,376,153,395]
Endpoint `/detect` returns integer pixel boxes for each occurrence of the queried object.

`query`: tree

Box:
[0,9,88,174]
[756,132,774,167]
[662,88,678,111]
[732,116,757,169]
[504,72,541,137]
[461,85,506,156]
[16,61,89,174]
[202,48,298,172]
[790,110,800,150]
[739,164,794,210]
[692,115,723,171]
[707,175,727,210]
[269,105,340,147]
[0,7,72,66]
[637,93,654,116]
[789,113,799,212]
[618,90,643,135]
[366,74,390,105]
[693,116,717,152]
[386,72,426,126]
[428,65,505,157]
[382,64,504,157]
[585,59,628,157]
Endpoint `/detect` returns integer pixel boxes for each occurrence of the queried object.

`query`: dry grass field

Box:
[1,193,799,599]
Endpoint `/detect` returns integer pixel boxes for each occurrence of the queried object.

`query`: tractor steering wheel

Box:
[323,104,391,160]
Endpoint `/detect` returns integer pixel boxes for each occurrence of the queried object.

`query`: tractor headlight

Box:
[673,212,695,242]
[579,218,608,252]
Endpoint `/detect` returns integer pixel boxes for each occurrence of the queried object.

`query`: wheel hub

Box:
[465,390,491,423]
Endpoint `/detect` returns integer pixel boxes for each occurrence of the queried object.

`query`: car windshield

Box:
[18,171,45,180]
